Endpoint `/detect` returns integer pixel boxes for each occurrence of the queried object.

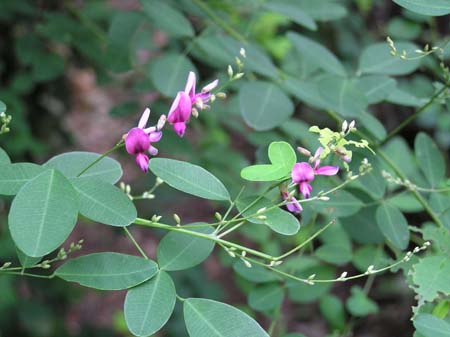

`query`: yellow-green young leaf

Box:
[71,177,137,227]
[319,295,346,330]
[45,151,122,184]
[375,203,410,250]
[0,147,10,165]
[149,158,230,201]
[141,0,194,37]
[248,284,284,312]
[287,32,346,76]
[55,252,158,290]
[432,300,450,319]
[124,271,176,337]
[157,225,215,271]
[237,197,300,235]
[393,0,450,16]
[241,141,296,181]
[149,53,197,97]
[240,81,294,131]
[9,169,79,257]
[263,1,317,30]
[415,132,446,188]
[414,314,450,337]
[346,286,378,317]
[183,298,270,337]
[358,42,420,75]
[17,249,42,268]
[0,163,46,195]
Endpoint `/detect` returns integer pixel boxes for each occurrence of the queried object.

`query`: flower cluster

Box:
[124,72,219,172]
[283,147,340,214]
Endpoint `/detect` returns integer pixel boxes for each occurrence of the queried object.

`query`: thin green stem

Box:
[123,227,148,259]
[217,221,245,238]
[0,271,54,279]
[76,141,124,178]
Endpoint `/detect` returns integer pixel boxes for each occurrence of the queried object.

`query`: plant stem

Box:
[76,141,124,178]
[123,227,148,259]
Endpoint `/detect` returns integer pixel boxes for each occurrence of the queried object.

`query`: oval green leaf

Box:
[248,284,284,311]
[149,158,230,201]
[55,252,158,290]
[0,163,46,195]
[149,53,197,97]
[264,1,317,30]
[393,0,450,16]
[415,132,445,187]
[0,147,10,165]
[233,260,281,283]
[45,151,122,184]
[71,177,137,227]
[9,169,79,257]
[125,271,176,337]
[240,81,294,131]
[356,75,397,104]
[157,224,215,271]
[184,298,269,337]
[375,203,410,250]
[17,249,42,268]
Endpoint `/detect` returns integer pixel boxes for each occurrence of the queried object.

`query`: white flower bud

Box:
[234,72,244,79]
[157,114,166,130]
[227,65,233,78]
[240,48,246,58]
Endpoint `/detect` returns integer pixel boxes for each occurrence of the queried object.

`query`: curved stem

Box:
[123,227,148,259]
[76,141,124,178]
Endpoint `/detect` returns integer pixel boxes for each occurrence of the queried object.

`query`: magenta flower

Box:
[282,191,303,214]
[291,147,339,199]
[167,71,218,137]
[124,108,164,172]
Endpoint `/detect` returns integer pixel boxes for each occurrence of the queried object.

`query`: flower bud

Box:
[297,146,311,157]
[240,48,246,58]
[227,65,233,78]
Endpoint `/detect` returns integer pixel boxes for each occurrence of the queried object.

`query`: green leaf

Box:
[341,206,385,244]
[141,0,194,37]
[0,163,46,195]
[240,81,294,131]
[233,260,281,283]
[9,170,79,257]
[414,314,450,337]
[375,203,410,250]
[45,151,122,184]
[319,295,346,330]
[264,1,317,30]
[346,286,378,317]
[237,197,300,236]
[352,245,390,273]
[149,158,230,201]
[287,32,346,76]
[356,75,397,104]
[308,190,363,217]
[55,252,158,290]
[241,141,296,181]
[0,147,10,165]
[71,177,137,227]
[183,298,269,337]
[0,100,6,113]
[282,78,330,110]
[295,0,347,21]
[124,271,176,337]
[148,53,197,97]
[248,284,284,312]
[386,87,423,107]
[316,243,352,265]
[415,132,445,187]
[358,42,421,75]
[412,255,450,303]
[317,75,368,117]
[157,224,215,271]
[17,249,42,268]
[393,0,450,16]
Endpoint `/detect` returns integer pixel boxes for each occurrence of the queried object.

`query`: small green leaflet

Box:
[375,203,410,250]
[241,141,296,181]
[393,0,450,16]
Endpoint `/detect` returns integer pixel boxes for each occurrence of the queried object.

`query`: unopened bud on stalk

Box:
[297,146,311,157]
[157,114,166,130]
[215,212,222,221]
[192,108,199,118]
[173,214,181,225]
[234,73,244,80]
[319,196,330,201]
[257,215,267,221]
[341,120,348,133]
[242,259,252,268]
[240,48,246,58]
[227,65,233,78]
[155,177,164,186]
[216,92,227,99]
[256,207,266,214]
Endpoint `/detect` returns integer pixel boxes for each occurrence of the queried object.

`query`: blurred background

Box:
[0,0,449,336]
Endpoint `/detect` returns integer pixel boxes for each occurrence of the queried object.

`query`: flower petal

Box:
[286,197,303,214]
[135,153,149,172]
[173,122,187,137]
[148,145,158,156]
[184,71,196,99]
[291,162,315,183]
[125,128,150,154]
[138,108,150,129]
[299,182,312,199]
[315,165,339,176]
[167,92,182,123]
[201,79,219,93]
[148,131,163,143]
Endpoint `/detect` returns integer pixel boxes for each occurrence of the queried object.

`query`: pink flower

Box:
[291,147,339,199]
[167,71,218,137]
[124,108,164,172]
[282,191,303,214]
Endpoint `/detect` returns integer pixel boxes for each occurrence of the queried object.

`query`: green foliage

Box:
[414,132,446,187]
[375,203,410,250]
[71,177,137,227]
[241,141,296,181]
[413,314,450,337]
[393,0,450,16]
[55,253,158,290]
[248,283,284,311]
[183,298,269,337]
[412,255,450,304]
[149,158,230,201]
[239,81,294,131]
[263,1,316,31]
[157,225,215,271]
[0,163,46,195]
[346,286,378,317]
[9,170,78,257]
[319,295,346,330]
[124,271,176,336]
[0,147,10,164]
